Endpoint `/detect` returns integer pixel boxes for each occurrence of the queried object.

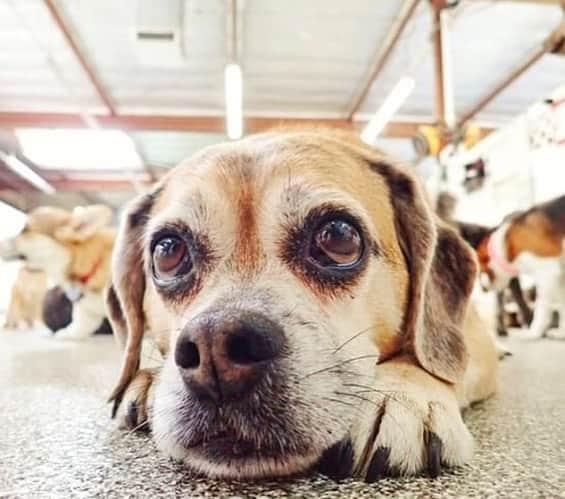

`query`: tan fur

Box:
[4,266,47,329]
[65,228,116,292]
[506,211,564,260]
[107,129,498,480]
[0,205,116,340]
[10,205,115,293]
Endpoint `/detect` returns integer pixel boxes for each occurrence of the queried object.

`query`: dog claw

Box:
[426,432,442,478]
[316,439,354,480]
[125,400,138,430]
[365,446,391,482]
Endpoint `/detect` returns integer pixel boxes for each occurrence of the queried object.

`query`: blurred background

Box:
[0,0,564,322]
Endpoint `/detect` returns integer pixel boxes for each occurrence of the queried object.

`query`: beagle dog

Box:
[477,195,565,340]
[0,205,115,340]
[107,129,498,481]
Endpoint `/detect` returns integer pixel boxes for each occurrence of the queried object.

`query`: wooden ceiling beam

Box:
[457,44,547,126]
[457,14,564,126]
[35,172,153,192]
[0,112,469,139]
[42,0,116,115]
[345,0,421,120]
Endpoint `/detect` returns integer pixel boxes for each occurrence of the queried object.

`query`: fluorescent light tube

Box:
[15,129,142,171]
[361,76,415,145]
[0,151,56,194]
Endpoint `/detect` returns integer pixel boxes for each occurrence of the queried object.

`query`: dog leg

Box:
[495,290,508,336]
[508,277,533,326]
[113,368,158,432]
[522,279,558,340]
[55,291,106,340]
[3,297,20,329]
[546,302,565,340]
[351,356,473,480]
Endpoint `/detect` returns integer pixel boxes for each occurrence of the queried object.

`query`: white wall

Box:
[444,89,565,226]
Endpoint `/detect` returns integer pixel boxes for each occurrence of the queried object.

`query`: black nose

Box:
[175,311,285,404]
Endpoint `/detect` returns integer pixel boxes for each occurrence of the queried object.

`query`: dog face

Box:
[0,207,72,279]
[108,130,474,479]
[0,205,113,281]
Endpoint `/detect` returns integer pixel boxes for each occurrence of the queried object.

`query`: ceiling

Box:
[0,0,563,210]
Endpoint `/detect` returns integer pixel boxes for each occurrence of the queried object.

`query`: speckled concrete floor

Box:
[1,329,565,498]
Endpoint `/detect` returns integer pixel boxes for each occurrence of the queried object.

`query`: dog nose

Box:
[175,311,285,404]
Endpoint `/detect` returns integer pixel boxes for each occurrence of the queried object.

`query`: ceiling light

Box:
[15,129,143,170]
[0,150,55,194]
[361,77,415,145]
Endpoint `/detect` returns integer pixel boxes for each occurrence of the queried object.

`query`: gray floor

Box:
[1,329,565,499]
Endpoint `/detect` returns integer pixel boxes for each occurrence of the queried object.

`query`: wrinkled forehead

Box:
[151,134,399,251]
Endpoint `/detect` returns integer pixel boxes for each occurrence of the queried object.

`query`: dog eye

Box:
[152,236,190,280]
[310,220,363,267]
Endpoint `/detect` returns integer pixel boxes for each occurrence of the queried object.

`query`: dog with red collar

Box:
[476,195,565,339]
[0,205,116,340]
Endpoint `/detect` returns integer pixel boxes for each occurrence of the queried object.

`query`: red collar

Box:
[73,257,103,285]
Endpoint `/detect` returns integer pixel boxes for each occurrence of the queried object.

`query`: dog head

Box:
[0,204,113,280]
[107,129,475,479]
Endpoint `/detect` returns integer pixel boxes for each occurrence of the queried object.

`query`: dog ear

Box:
[55,204,113,243]
[26,206,72,236]
[370,161,475,383]
[106,189,161,408]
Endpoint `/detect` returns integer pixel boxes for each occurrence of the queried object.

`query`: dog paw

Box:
[113,368,157,432]
[494,340,512,359]
[54,327,90,341]
[546,328,565,340]
[353,374,473,480]
[517,329,544,341]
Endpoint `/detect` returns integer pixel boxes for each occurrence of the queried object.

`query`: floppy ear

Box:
[370,161,475,383]
[106,189,161,407]
[55,204,113,243]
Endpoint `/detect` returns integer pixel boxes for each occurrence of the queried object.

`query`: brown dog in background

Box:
[0,205,115,339]
[107,129,498,481]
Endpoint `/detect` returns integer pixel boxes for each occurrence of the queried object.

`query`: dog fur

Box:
[477,196,565,340]
[107,129,498,480]
[0,204,115,340]
[3,265,47,329]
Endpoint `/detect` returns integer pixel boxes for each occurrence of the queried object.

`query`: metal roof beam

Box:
[42,0,116,116]
[0,112,475,138]
[345,0,421,121]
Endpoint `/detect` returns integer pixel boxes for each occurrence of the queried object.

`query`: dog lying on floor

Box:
[3,264,47,329]
[107,129,498,480]
[0,204,115,340]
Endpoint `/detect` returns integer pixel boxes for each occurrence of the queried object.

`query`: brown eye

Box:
[152,236,190,281]
[310,220,363,267]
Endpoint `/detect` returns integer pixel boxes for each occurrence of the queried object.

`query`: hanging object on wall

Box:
[462,157,487,193]
[412,125,443,158]
[413,122,484,160]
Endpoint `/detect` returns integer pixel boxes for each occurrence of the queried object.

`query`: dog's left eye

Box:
[152,236,190,281]
[310,220,363,267]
